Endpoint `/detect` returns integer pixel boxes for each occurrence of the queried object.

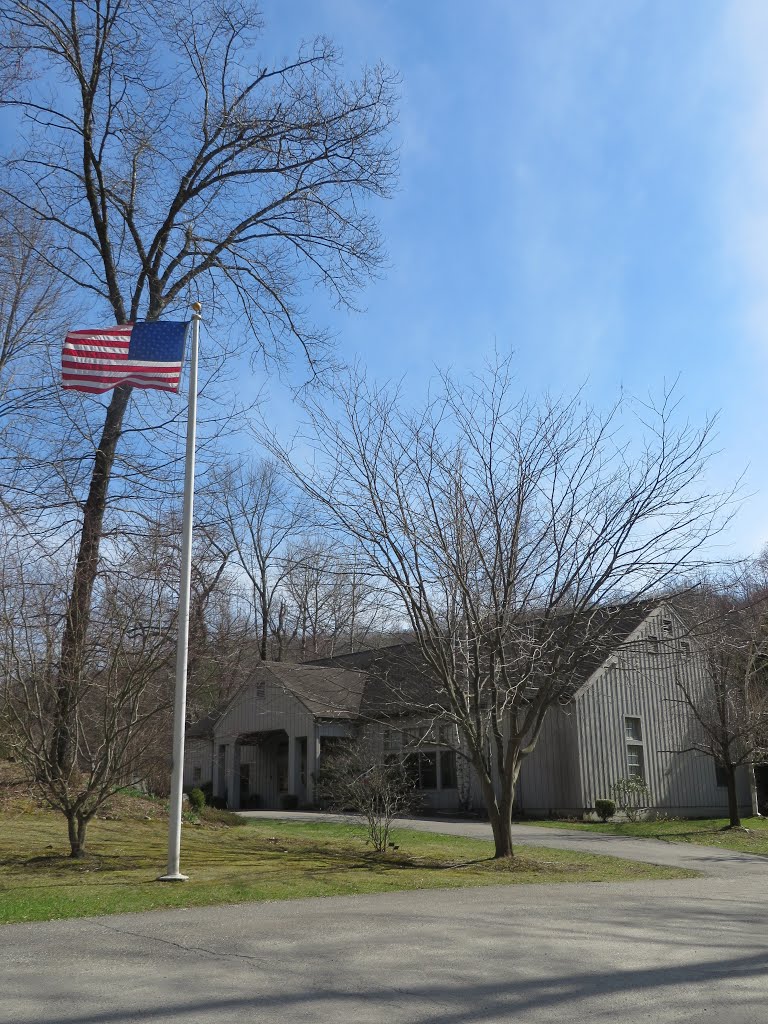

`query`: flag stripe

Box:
[66,328,133,338]
[62,358,181,372]
[63,380,180,394]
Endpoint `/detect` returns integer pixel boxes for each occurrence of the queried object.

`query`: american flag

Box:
[61,321,189,394]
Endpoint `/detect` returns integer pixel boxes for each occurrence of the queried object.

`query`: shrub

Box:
[594,799,616,822]
[611,777,651,822]
[200,806,248,826]
[316,740,415,853]
[188,788,206,812]
[280,793,299,811]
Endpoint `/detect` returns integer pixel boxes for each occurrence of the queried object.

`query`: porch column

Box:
[231,743,241,809]
[222,744,232,807]
[287,733,298,795]
[306,726,321,804]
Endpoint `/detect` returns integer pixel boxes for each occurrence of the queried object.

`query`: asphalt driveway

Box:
[3,877,767,1024]
[3,814,768,1023]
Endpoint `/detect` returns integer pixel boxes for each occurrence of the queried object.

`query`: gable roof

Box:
[313,601,668,709]
[261,663,367,719]
[186,600,671,734]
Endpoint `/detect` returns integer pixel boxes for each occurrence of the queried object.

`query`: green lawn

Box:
[521,816,768,856]
[0,809,697,925]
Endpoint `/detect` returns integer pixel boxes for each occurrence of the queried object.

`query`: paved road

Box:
[3,878,767,1023]
[4,815,768,1023]
[239,809,768,878]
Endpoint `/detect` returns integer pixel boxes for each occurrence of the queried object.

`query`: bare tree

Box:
[0,3,398,806]
[282,538,391,659]
[0,527,178,856]
[208,458,304,661]
[266,357,733,857]
[0,512,252,854]
[0,206,74,425]
[675,578,768,827]
[316,737,414,853]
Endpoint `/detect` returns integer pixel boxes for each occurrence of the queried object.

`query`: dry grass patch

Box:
[523,816,768,856]
[0,807,698,925]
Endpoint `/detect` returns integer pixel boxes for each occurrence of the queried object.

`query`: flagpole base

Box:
[157,872,190,882]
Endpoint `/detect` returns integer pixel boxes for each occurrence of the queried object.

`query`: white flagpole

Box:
[159,301,201,882]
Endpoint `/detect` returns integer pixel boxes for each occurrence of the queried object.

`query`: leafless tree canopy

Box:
[265,356,734,856]
[675,571,768,827]
[0,2,399,855]
[1,1,398,355]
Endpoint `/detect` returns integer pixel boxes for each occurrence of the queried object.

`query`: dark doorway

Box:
[755,765,768,815]
[239,763,259,809]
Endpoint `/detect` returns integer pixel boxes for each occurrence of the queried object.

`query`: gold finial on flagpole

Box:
[191,301,202,317]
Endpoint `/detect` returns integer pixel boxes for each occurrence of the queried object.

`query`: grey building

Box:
[184,602,761,818]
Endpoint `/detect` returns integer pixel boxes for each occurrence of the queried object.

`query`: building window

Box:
[661,617,674,637]
[420,752,438,789]
[193,766,202,783]
[254,679,266,699]
[627,744,645,780]
[440,749,457,789]
[402,727,421,747]
[625,717,642,742]
[680,640,691,657]
[437,723,454,746]
[714,761,728,788]
[646,634,659,655]
[404,749,457,790]
[382,728,401,752]
[624,716,644,779]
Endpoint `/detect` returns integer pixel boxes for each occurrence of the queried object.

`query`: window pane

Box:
[420,752,437,789]
[714,761,728,788]
[627,744,644,779]
[440,750,457,789]
[625,717,642,742]
[401,753,419,787]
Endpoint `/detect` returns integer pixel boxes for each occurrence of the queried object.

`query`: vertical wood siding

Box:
[517,706,581,813]
[183,738,213,788]
[213,671,318,809]
[575,609,751,816]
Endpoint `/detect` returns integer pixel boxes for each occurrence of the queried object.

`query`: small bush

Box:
[611,777,651,822]
[595,799,616,822]
[200,806,248,826]
[188,788,206,812]
[316,740,415,853]
[280,793,299,811]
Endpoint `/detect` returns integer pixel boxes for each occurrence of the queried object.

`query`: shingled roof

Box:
[261,663,367,719]
[186,600,668,733]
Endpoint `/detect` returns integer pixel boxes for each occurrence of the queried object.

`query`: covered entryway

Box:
[235,730,311,809]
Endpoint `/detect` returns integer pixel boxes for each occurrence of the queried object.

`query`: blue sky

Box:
[251,0,768,558]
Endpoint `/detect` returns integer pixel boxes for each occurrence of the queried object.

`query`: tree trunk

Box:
[260,594,269,662]
[54,385,133,774]
[726,766,741,828]
[479,771,514,858]
[67,813,89,858]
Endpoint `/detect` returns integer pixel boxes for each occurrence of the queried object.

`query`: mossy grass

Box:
[523,816,768,855]
[0,809,697,925]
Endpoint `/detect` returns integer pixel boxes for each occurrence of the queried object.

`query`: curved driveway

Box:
[238,809,768,878]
